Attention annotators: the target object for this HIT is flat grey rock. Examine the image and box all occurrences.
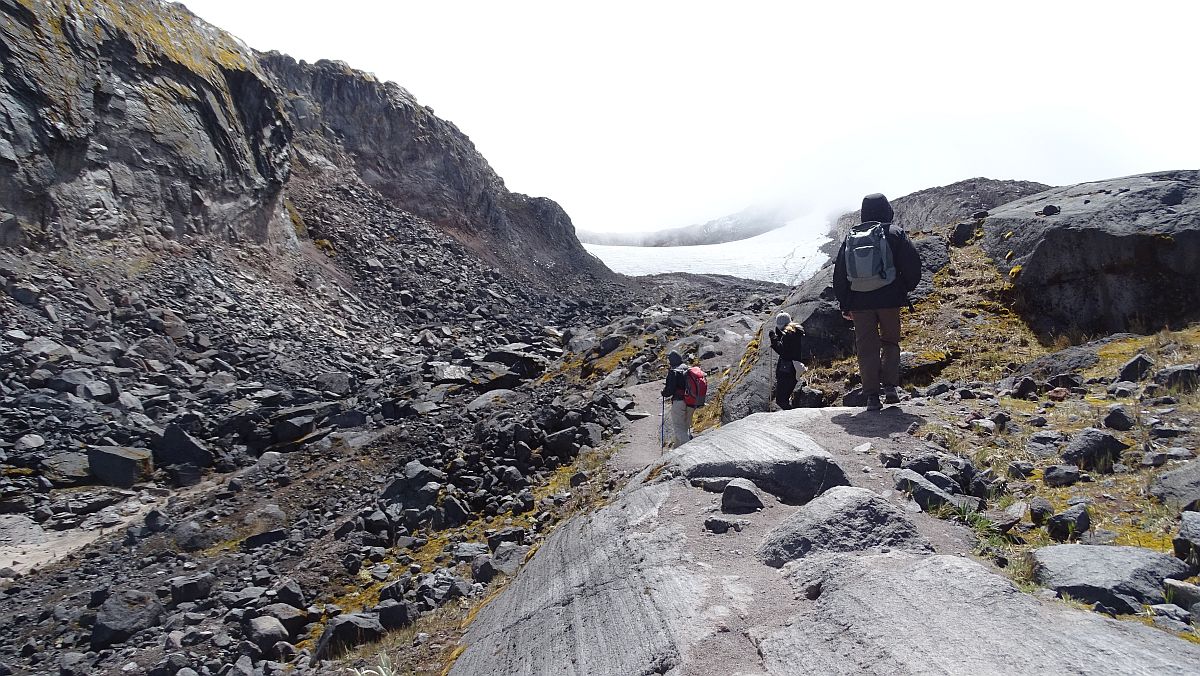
[758,486,930,567]
[656,411,848,503]
[1149,458,1200,512]
[1032,544,1191,614]
[757,552,1200,674]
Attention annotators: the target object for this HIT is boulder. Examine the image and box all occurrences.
[1118,353,1154,382]
[720,478,765,513]
[980,171,1200,336]
[758,486,931,567]
[1149,459,1200,512]
[893,469,982,513]
[88,446,153,488]
[382,461,448,503]
[40,452,92,487]
[376,599,417,630]
[1046,503,1091,542]
[167,573,215,605]
[1173,511,1200,571]
[155,424,214,468]
[246,615,289,653]
[655,412,849,503]
[1042,465,1081,488]
[91,590,164,649]
[1061,428,1128,473]
[312,613,385,662]
[1156,364,1199,393]
[1032,544,1190,614]
[1102,405,1135,432]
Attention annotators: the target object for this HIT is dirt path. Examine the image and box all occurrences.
[608,382,672,476]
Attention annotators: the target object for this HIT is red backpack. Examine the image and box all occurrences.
[683,366,707,407]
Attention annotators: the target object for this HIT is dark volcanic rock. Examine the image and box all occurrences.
[1061,428,1129,473]
[261,54,609,288]
[312,613,385,662]
[1032,544,1190,614]
[88,447,153,488]
[0,0,291,247]
[91,590,164,649]
[155,425,214,469]
[1149,459,1200,512]
[980,171,1200,336]
[1046,504,1092,542]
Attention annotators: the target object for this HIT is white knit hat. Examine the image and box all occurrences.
[775,312,791,328]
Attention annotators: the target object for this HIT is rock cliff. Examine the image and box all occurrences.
[979,170,1200,336]
[0,0,292,246]
[0,0,607,288]
[262,54,608,287]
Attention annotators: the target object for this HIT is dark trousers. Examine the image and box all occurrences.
[851,307,901,395]
[775,359,797,410]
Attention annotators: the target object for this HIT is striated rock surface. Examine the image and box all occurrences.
[758,552,1200,674]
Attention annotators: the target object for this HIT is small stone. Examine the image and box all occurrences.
[721,478,765,513]
[1047,504,1091,542]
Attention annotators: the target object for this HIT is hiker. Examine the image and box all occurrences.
[832,193,922,411]
[661,350,706,447]
[768,312,807,409]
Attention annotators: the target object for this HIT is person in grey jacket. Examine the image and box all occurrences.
[832,193,922,411]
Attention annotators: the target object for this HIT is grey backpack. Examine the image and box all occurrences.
[843,221,897,292]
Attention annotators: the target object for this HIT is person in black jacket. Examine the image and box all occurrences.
[768,312,808,409]
[832,193,922,411]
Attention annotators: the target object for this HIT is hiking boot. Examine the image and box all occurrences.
[884,386,901,404]
[866,394,883,411]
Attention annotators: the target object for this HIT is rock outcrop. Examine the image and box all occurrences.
[758,552,1200,673]
[0,0,292,247]
[980,171,1200,336]
[453,411,1200,675]
[261,54,609,288]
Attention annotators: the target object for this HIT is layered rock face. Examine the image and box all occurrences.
[980,170,1200,336]
[1,0,608,289]
[0,0,293,246]
[261,53,608,287]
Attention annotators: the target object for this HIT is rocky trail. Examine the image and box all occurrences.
[1,0,1199,674]
[452,406,1200,675]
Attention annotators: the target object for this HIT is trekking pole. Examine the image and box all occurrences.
[662,396,672,449]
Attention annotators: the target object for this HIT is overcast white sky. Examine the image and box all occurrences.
[182,0,1199,233]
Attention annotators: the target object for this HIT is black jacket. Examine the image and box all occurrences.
[769,326,804,361]
[832,222,922,311]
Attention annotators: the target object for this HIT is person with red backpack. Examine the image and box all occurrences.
[661,350,707,448]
